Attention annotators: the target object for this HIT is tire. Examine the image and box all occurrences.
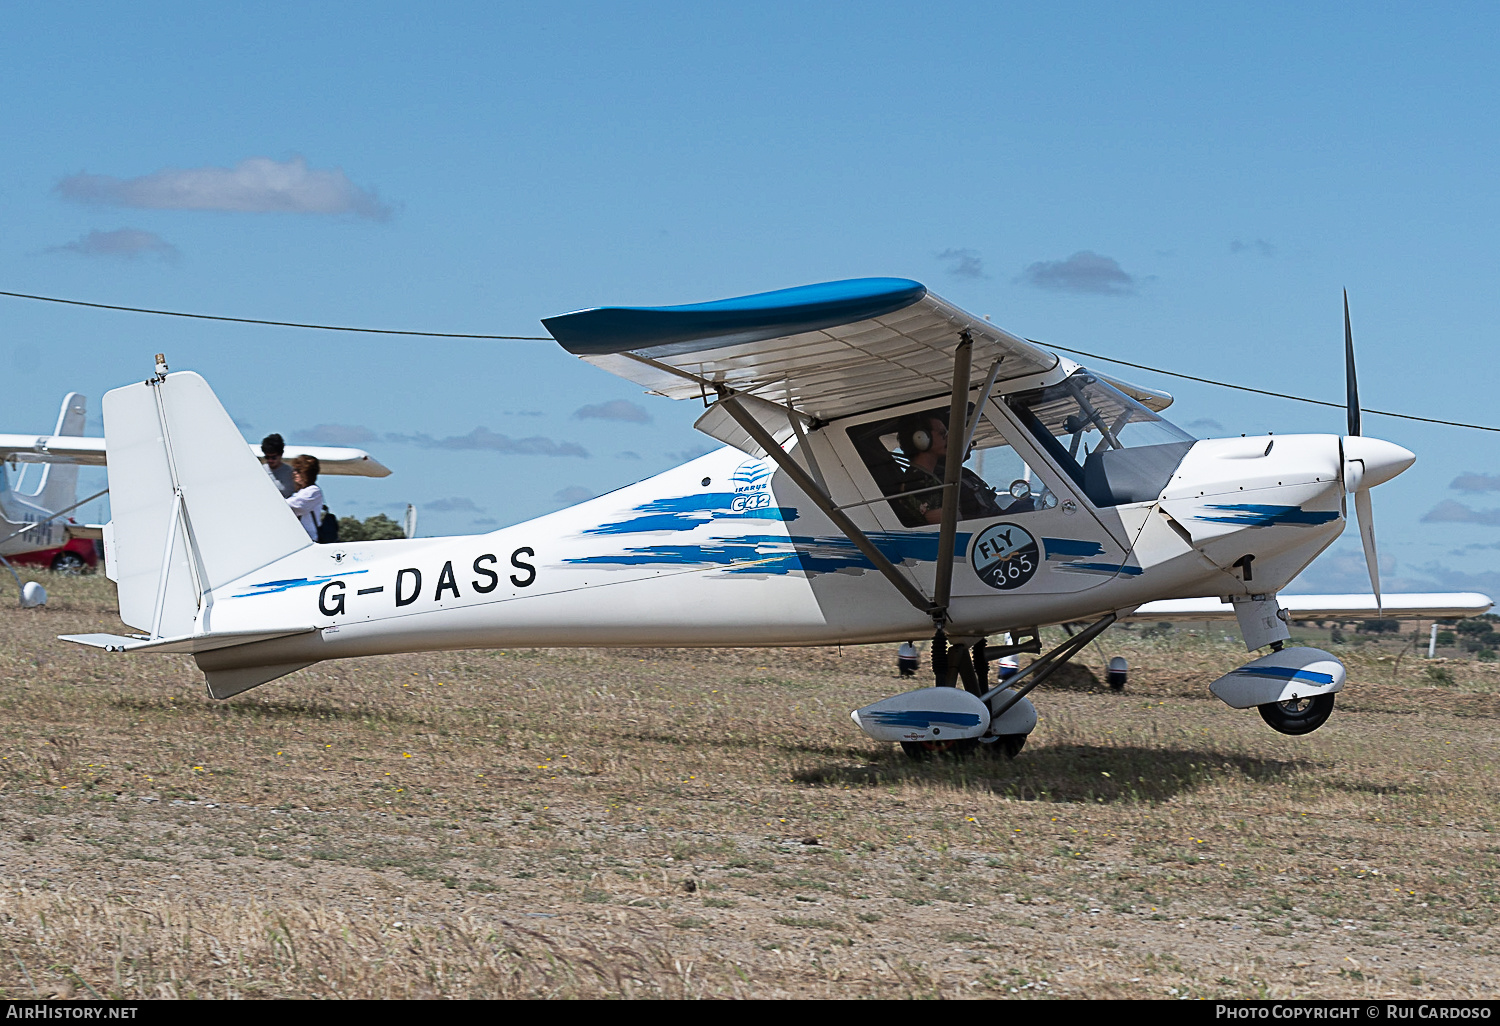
[900,738,978,761]
[993,734,1027,759]
[49,551,88,575]
[1258,693,1335,736]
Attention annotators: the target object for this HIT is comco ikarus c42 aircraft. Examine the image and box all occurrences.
[62,279,1491,758]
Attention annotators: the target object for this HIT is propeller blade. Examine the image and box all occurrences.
[1354,488,1381,614]
[1344,289,1361,437]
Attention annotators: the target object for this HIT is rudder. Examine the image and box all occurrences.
[28,392,87,512]
[103,370,312,636]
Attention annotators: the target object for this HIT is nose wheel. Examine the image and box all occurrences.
[1258,693,1335,735]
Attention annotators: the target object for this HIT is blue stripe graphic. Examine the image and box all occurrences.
[233,569,368,598]
[1194,504,1340,527]
[1230,665,1335,685]
[863,710,983,728]
[1042,538,1106,559]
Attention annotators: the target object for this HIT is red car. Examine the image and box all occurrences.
[7,537,101,574]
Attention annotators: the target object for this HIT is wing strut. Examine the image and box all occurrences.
[932,331,973,624]
[716,390,937,618]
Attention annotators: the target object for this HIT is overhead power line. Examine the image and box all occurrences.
[0,289,552,340]
[1039,341,1500,434]
[3,287,1497,433]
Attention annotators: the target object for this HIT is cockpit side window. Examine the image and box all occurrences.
[1006,371,1195,508]
[846,406,1053,528]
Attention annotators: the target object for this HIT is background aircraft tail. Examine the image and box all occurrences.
[103,369,311,637]
[24,392,87,512]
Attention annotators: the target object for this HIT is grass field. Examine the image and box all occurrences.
[1,573,1498,999]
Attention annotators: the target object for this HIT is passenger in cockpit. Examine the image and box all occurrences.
[893,411,1011,524]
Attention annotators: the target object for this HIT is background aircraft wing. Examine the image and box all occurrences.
[273,444,392,478]
[1126,593,1494,621]
[543,278,1171,453]
[0,435,390,478]
[0,433,108,465]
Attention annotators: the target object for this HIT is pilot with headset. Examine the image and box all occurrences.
[893,410,1025,526]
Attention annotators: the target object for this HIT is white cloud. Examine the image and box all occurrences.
[425,497,483,512]
[1230,238,1277,257]
[554,486,595,506]
[1422,500,1500,526]
[56,156,391,220]
[387,426,588,457]
[574,399,651,423]
[1451,473,1500,492]
[47,227,178,260]
[937,248,987,280]
[1018,251,1137,296]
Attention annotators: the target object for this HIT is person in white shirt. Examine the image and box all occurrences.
[286,454,324,540]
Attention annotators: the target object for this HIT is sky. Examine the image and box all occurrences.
[2,1,1499,597]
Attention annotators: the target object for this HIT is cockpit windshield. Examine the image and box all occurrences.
[1006,371,1195,508]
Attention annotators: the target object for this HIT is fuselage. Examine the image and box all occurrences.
[186,429,1367,675]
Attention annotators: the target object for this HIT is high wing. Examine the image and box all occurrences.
[0,435,392,478]
[543,278,1170,454]
[1128,594,1494,621]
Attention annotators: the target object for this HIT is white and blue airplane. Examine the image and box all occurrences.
[62,280,1490,758]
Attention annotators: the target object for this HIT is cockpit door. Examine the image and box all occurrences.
[824,399,1138,602]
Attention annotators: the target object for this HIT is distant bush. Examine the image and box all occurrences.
[337,513,406,542]
[1480,649,1498,663]
[1140,622,1174,639]
[1457,619,1495,636]
[1436,630,1456,646]
[1330,627,1346,644]
[1425,665,1457,686]
[1356,619,1401,634]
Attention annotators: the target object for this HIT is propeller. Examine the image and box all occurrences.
[1341,291,1381,613]
[1344,290,1360,438]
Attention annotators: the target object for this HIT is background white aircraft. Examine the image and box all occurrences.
[62,280,1491,758]
[0,391,393,573]
[0,392,95,571]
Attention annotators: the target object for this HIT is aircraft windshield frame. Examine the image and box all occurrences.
[1006,371,1195,507]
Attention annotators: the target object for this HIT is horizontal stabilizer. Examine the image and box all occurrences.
[60,627,317,654]
[1127,592,1493,622]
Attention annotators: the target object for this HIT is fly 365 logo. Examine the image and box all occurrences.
[971,522,1039,591]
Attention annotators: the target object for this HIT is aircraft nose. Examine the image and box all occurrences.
[1343,436,1416,491]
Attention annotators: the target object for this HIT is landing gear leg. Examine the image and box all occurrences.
[980,615,1117,751]
[949,644,981,697]
[931,627,952,687]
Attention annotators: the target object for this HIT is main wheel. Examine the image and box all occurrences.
[994,734,1027,759]
[50,551,88,575]
[1258,693,1335,736]
[978,734,1027,758]
[900,738,978,761]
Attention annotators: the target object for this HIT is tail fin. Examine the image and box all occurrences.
[27,392,87,512]
[103,371,311,636]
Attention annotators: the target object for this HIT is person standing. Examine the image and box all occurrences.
[261,433,297,498]
[286,455,324,541]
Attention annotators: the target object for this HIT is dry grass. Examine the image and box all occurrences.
[1,574,1498,998]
